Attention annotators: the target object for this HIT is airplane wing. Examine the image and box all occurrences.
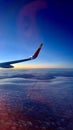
[0,43,43,68]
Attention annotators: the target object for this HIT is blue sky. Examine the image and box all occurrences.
[0,0,73,68]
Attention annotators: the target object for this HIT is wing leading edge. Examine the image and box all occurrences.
[0,43,43,68]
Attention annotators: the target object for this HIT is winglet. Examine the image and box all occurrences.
[31,43,43,59]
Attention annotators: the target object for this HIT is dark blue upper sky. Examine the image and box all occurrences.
[0,0,73,68]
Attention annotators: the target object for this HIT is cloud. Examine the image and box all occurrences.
[0,69,73,86]
[0,69,73,130]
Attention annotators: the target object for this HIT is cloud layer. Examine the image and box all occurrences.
[0,68,73,130]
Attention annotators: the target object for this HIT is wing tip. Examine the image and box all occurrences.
[31,43,43,59]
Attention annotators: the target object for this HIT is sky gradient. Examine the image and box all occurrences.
[0,0,73,68]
